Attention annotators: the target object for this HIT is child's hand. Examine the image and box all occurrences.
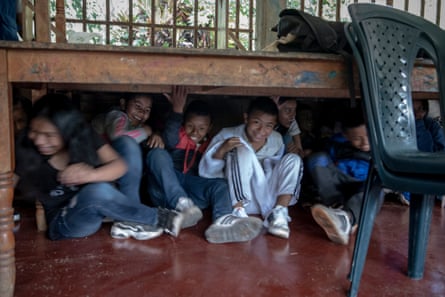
[163,85,188,113]
[270,95,280,105]
[213,137,243,159]
[145,133,165,149]
[58,163,95,186]
[286,143,305,157]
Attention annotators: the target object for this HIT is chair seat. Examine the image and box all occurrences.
[379,162,445,196]
[382,150,445,175]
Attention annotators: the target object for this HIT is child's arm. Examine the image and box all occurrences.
[162,86,188,149]
[105,110,150,143]
[287,134,304,157]
[57,144,127,186]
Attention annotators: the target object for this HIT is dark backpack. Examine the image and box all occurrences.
[271,9,351,54]
[271,9,355,99]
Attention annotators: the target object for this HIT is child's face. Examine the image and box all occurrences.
[184,114,212,144]
[13,105,28,134]
[244,110,277,146]
[278,99,297,128]
[413,100,426,120]
[343,124,370,152]
[125,96,152,126]
[28,117,64,156]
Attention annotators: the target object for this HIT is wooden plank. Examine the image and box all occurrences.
[4,43,438,98]
[34,0,50,42]
[4,44,356,97]
[0,49,16,297]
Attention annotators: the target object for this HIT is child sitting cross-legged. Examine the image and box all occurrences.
[145,86,263,244]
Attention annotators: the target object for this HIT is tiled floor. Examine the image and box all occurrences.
[12,200,445,297]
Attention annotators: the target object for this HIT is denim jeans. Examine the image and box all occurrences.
[111,136,143,203]
[146,148,232,221]
[48,182,158,240]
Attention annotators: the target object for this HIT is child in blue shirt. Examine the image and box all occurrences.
[306,108,372,245]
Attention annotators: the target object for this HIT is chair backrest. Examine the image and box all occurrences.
[346,3,445,194]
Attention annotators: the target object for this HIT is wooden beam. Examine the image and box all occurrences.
[34,0,50,42]
[0,49,16,297]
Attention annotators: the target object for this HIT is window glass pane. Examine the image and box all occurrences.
[133,0,152,23]
[197,1,216,27]
[155,1,173,25]
[132,26,152,46]
[111,0,130,22]
[176,1,194,26]
[197,29,214,48]
[154,28,172,47]
[110,25,129,45]
[65,0,83,20]
[86,0,106,21]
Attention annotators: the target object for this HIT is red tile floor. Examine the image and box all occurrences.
[12,200,445,297]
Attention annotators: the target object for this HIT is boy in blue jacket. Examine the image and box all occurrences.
[306,108,372,245]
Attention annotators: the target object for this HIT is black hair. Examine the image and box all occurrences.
[277,96,296,105]
[13,95,32,115]
[418,100,429,116]
[184,99,212,123]
[126,93,153,102]
[341,107,366,131]
[246,97,279,117]
[30,93,100,166]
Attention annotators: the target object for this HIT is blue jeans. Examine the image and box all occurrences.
[111,136,143,203]
[146,148,232,221]
[48,183,158,240]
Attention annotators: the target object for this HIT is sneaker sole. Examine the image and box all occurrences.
[110,225,163,241]
[311,205,349,245]
[205,217,263,244]
[267,226,290,239]
[181,206,203,229]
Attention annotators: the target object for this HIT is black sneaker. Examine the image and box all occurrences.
[311,204,352,245]
[157,207,184,237]
[110,221,163,240]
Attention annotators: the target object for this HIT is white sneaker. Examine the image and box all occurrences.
[176,197,203,229]
[205,214,263,244]
[311,204,352,245]
[232,206,248,218]
[110,221,163,240]
[267,206,291,239]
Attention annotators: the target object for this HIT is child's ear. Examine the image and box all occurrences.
[119,98,126,110]
[243,113,248,123]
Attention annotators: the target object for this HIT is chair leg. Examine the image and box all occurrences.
[407,194,434,279]
[348,167,383,297]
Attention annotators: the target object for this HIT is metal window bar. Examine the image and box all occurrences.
[43,0,445,47]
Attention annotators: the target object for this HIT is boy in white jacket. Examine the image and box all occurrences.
[199,97,303,238]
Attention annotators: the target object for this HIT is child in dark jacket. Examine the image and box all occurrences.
[145,86,262,244]
[306,108,373,245]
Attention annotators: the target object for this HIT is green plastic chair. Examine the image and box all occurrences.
[345,3,445,297]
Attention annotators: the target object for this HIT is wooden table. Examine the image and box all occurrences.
[0,41,438,297]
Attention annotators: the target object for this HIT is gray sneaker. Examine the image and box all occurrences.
[311,204,352,245]
[157,207,184,237]
[205,214,263,244]
[176,197,203,229]
[110,221,163,240]
[267,206,291,239]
